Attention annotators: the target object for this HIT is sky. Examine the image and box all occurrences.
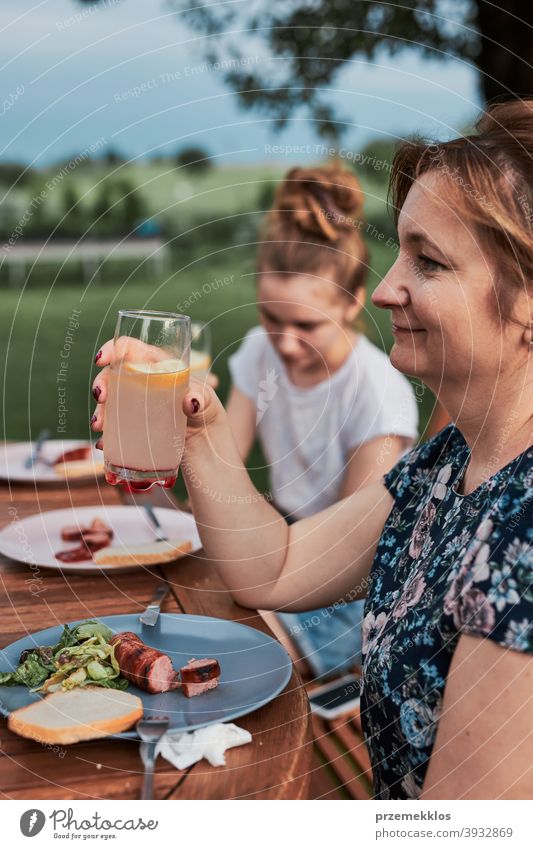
[1,0,482,167]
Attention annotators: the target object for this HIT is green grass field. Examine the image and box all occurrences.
[1,162,436,492]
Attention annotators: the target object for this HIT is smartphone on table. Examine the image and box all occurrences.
[308,674,362,719]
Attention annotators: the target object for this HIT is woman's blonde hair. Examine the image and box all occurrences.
[390,99,533,326]
[258,164,368,296]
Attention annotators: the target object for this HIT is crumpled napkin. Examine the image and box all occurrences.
[154,723,252,770]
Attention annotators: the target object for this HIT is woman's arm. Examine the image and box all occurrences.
[421,634,533,799]
[181,387,393,611]
[339,435,407,498]
[92,349,393,613]
[225,386,257,462]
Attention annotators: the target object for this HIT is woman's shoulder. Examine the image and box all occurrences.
[446,459,533,653]
[384,424,463,499]
[401,422,460,467]
[488,443,533,530]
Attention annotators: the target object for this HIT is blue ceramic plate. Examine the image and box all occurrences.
[0,614,293,737]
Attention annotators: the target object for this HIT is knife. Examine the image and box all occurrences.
[24,428,51,469]
[140,583,171,626]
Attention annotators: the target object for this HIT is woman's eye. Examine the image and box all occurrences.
[416,254,446,272]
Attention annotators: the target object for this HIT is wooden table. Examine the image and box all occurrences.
[0,475,312,799]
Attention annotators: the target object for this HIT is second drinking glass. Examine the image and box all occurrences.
[190,321,212,381]
[104,310,191,491]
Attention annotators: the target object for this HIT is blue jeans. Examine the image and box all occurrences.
[279,600,364,679]
[277,511,364,679]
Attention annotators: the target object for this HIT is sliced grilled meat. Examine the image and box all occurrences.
[180,658,220,697]
[54,446,91,464]
[110,632,180,693]
[80,531,112,551]
[61,525,91,542]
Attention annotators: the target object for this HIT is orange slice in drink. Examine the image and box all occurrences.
[123,358,190,388]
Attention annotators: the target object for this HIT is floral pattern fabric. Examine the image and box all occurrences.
[361,424,533,799]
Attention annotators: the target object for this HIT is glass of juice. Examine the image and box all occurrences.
[190,321,212,382]
[104,310,190,491]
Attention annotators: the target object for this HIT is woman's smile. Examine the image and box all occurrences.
[391,322,426,336]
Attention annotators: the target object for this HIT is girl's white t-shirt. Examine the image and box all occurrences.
[228,326,419,519]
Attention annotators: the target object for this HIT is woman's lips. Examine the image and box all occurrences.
[391,323,425,335]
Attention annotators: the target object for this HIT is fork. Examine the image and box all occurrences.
[143,502,168,542]
[136,715,169,800]
[24,428,50,469]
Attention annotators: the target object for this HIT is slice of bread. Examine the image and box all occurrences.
[54,459,104,478]
[93,539,192,567]
[8,687,143,745]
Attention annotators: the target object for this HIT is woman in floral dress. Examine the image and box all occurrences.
[92,100,533,798]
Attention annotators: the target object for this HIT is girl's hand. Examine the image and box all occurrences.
[91,342,225,449]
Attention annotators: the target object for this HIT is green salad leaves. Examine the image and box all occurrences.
[0,620,128,692]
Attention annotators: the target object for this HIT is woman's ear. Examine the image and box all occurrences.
[345,288,366,323]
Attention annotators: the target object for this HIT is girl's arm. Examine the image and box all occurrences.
[225,386,257,462]
[339,435,407,497]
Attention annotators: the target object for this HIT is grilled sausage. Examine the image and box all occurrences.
[110,632,180,693]
[180,658,220,697]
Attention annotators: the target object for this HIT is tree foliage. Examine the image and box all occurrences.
[170,0,532,137]
[77,1,533,137]
[175,145,212,171]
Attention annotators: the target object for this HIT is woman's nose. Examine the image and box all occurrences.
[372,265,410,310]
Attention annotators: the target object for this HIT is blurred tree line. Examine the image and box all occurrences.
[0,146,213,241]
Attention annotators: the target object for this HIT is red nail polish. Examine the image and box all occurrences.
[191,398,200,414]
[93,386,101,401]
[95,439,103,450]
[94,350,102,364]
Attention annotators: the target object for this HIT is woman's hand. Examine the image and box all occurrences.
[90,342,113,447]
[182,380,225,440]
[90,341,225,449]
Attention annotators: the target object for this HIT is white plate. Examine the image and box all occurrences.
[0,505,202,573]
[0,440,103,484]
[0,614,293,735]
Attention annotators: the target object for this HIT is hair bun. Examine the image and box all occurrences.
[270,165,364,242]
